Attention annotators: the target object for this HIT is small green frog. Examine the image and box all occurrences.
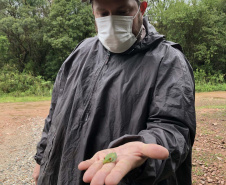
[103,152,117,164]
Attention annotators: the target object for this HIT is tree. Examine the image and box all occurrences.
[148,0,226,76]
[43,0,95,80]
[0,35,9,68]
[0,0,95,81]
[0,0,51,75]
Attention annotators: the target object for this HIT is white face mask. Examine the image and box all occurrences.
[95,7,142,53]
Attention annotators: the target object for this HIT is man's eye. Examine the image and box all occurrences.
[117,10,129,15]
[100,12,109,17]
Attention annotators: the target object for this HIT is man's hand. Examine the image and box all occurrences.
[78,142,169,185]
[33,164,40,185]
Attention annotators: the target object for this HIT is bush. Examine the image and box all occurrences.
[194,69,226,92]
[194,69,225,84]
[0,65,53,96]
[195,83,226,92]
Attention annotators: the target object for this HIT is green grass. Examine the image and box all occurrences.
[215,135,223,140]
[196,105,226,109]
[195,83,226,92]
[193,168,205,176]
[0,95,51,103]
[0,82,225,103]
[199,126,214,135]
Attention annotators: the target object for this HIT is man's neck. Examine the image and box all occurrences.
[137,25,146,42]
[140,25,146,40]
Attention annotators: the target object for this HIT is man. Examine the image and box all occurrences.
[33,0,196,184]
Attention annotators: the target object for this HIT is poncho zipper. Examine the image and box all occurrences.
[41,52,110,174]
[83,51,111,123]
[42,52,111,174]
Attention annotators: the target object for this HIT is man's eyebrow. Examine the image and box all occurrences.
[117,4,133,11]
[95,4,133,12]
[96,7,107,12]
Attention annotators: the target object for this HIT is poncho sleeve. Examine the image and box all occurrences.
[108,44,196,184]
[34,68,63,165]
[34,40,85,165]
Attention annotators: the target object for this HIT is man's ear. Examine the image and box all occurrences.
[140,1,148,15]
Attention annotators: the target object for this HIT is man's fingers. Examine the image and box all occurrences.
[91,163,115,185]
[78,159,95,171]
[82,161,103,183]
[78,143,168,185]
[33,164,40,185]
[141,143,169,160]
[105,159,133,185]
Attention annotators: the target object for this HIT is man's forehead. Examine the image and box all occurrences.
[82,0,135,4]
[82,0,139,12]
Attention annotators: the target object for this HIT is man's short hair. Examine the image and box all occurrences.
[135,0,141,5]
[82,0,141,5]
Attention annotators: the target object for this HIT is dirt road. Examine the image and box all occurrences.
[0,102,50,184]
[0,92,225,184]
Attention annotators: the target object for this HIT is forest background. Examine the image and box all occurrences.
[0,0,225,99]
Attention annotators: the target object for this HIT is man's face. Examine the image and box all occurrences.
[92,0,143,38]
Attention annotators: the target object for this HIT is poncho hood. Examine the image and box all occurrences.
[127,16,165,54]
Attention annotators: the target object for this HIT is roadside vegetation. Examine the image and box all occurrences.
[0,0,225,102]
[0,65,52,103]
[194,69,226,92]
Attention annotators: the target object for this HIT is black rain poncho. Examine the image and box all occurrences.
[35,17,196,185]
